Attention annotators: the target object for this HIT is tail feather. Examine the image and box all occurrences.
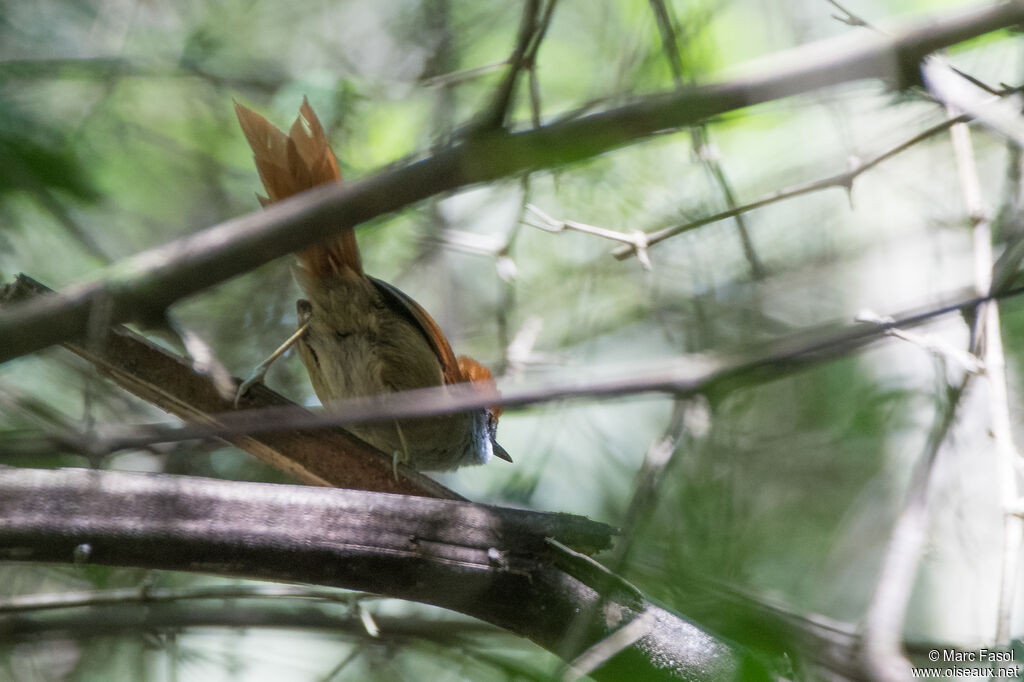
[235,97,361,277]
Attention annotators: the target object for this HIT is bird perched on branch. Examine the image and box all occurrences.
[234,98,511,471]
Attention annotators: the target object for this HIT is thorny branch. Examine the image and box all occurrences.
[611,107,985,260]
[524,203,652,268]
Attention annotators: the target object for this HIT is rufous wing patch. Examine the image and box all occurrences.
[457,355,502,419]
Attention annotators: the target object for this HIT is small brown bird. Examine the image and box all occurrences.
[235,98,510,471]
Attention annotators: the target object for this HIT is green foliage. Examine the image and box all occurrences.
[2,0,1023,679]
[0,97,96,202]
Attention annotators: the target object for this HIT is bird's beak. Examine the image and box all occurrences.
[492,441,513,463]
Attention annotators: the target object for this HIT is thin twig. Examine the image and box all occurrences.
[525,203,651,268]
[828,0,882,33]
[475,0,542,130]
[421,60,509,88]
[495,177,532,373]
[557,400,693,679]
[613,109,978,260]
[522,0,558,129]
[614,1,1023,263]
[648,0,686,86]
[836,0,1024,151]
[648,0,765,277]
[854,311,983,374]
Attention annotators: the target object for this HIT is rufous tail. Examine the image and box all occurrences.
[234,97,361,277]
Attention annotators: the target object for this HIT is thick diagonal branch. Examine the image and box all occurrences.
[0,466,751,682]
[1,275,461,500]
[1,2,1021,364]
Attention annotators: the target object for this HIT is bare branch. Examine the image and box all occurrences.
[612,108,979,260]
[943,101,1024,645]
[524,204,652,268]
[924,59,1024,146]
[2,1,1021,364]
[854,310,983,373]
[0,466,752,681]
[860,83,1022,681]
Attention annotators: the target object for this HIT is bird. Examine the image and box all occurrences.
[234,97,511,471]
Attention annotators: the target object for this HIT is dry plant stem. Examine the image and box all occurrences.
[563,609,658,682]
[233,320,312,406]
[948,112,1023,644]
[0,466,746,682]
[981,216,1022,650]
[1,275,462,500]
[855,311,983,373]
[842,0,1022,644]
[860,106,1020,681]
[861,380,965,682]
[923,59,1024,148]
[2,2,1022,364]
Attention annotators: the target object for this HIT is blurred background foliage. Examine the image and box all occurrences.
[1,0,1023,679]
